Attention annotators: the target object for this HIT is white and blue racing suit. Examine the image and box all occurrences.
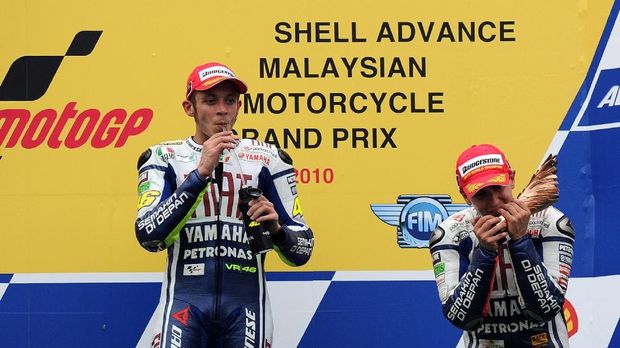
[135,137,314,348]
[429,206,574,348]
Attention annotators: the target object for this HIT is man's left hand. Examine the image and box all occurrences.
[498,199,531,240]
[247,196,282,236]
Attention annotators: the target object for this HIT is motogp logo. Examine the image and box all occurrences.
[371,194,468,248]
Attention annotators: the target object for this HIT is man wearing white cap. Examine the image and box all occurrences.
[135,62,314,347]
[429,144,574,347]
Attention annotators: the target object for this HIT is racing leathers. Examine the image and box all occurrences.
[429,206,574,348]
[135,137,314,348]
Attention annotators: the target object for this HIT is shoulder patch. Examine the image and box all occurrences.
[156,146,176,163]
[278,149,293,165]
[137,149,152,170]
[429,227,446,249]
[556,215,575,238]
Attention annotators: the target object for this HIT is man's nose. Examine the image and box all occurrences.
[215,100,228,113]
[489,190,503,207]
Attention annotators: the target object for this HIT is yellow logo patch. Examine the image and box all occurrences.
[137,190,161,210]
[530,332,548,347]
[292,196,303,217]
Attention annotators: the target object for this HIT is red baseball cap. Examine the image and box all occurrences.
[185,62,248,100]
[456,144,512,198]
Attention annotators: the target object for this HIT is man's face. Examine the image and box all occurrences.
[184,81,241,140]
[468,183,514,216]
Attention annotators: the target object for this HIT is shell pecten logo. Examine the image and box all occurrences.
[563,299,579,337]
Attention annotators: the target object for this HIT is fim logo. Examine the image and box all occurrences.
[371,194,468,248]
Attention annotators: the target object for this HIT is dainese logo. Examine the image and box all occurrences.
[0,31,153,150]
[371,194,468,248]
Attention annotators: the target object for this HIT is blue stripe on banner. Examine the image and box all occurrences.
[299,280,462,347]
[0,274,13,283]
[266,271,335,281]
[0,282,159,348]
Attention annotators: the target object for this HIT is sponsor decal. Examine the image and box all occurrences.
[528,229,541,238]
[447,268,484,321]
[559,254,572,264]
[199,66,235,81]
[458,154,503,176]
[183,263,204,276]
[433,262,445,276]
[290,237,313,256]
[371,194,468,248]
[563,299,579,337]
[225,263,257,273]
[137,192,189,233]
[477,339,504,348]
[530,332,548,347]
[156,146,175,162]
[558,243,573,256]
[184,138,201,152]
[171,307,190,327]
[435,273,445,286]
[176,153,196,162]
[242,144,278,158]
[150,333,161,348]
[138,182,151,194]
[139,171,149,184]
[237,152,272,166]
[171,324,182,348]
[286,174,296,185]
[520,259,561,314]
[137,190,161,210]
[292,196,303,217]
[183,246,254,260]
[245,308,256,348]
[432,251,441,264]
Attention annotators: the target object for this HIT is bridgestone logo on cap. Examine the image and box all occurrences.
[459,154,503,176]
[199,67,235,81]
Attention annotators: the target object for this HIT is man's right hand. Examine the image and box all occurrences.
[473,215,508,252]
[196,131,239,178]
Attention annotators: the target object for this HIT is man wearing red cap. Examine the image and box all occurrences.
[135,62,314,347]
[429,144,574,347]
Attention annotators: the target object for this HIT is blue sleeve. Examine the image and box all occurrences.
[135,169,210,252]
[440,245,497,330]
[508,234,569,321]
[258,165,314,267]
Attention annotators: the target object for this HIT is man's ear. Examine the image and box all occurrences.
[459,188,471,205]
[182,100,194,117]
[509,169,516,189]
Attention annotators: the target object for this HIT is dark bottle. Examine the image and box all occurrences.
[238,186,274,255]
